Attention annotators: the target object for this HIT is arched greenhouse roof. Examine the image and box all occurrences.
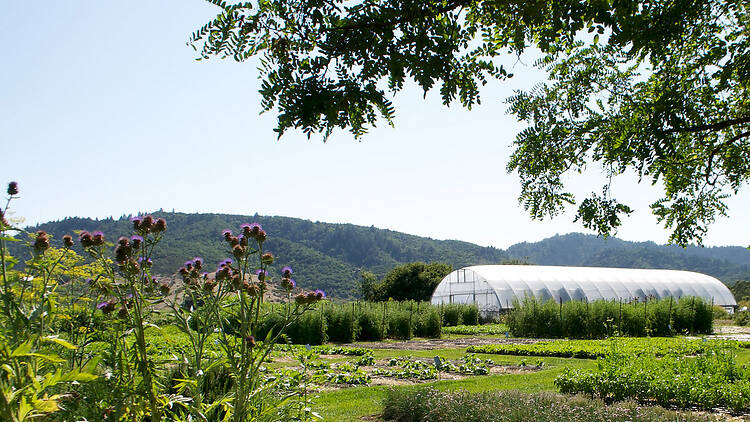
[430,265,736,311]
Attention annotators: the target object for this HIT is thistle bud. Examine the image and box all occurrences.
[79,231,94,248]
[154,218,167,233]
[130,235,143,249]
[203,279,216,292]
[92,231,105,246]
[7,181,19,196]
[62,234,74,248]
[141,215,154,230]
[114,244,132,263]
[281,277,296,291]
[245,335,256,348]
[261,252,274,265]
[193,257,203,270]
[131,216,142,232]
[159,283,171,295]
[34,231,50,253]
[97,299,117,314]
[232,244,245,259]
[222,230,232,241]
[294,293,308,305]
[255,269,266,281]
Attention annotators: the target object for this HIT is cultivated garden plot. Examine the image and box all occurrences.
[262,345,542,391]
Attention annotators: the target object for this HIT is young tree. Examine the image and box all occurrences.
[192,0,749,245]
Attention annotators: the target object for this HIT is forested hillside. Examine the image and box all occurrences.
[14,214,750,298]
[18,212,506,298]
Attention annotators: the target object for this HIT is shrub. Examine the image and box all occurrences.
[414,306,441,338]
[357,305,385,341]
[673,297,712,334]
[460,304,479,326]
[388,309,413,340]
[324,305,359,343]
[286,310,327,345]
[712,305,730,321]
[441,304,463,326]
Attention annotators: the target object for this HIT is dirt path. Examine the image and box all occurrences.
[346,336,547,350]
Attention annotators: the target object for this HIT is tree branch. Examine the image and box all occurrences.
[666,115,750,134]
[704,129,750,185]
[322,0,472,33]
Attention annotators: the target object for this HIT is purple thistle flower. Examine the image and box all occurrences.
[255,269,267,281]
[131,235,143,242]
[184,260,194,267]
[281,266,293,277]
[221,258,233,266]
[96,301,108,310]
[315,289,326,298]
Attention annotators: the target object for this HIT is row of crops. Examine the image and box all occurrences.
[467,337,738,359]
[248,301,481,344]
[468,337,750,412]
[556,341,750,412]
[507,296,713,338]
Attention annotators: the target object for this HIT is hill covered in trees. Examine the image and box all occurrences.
[15,213,750,298]
[19,212,505,298]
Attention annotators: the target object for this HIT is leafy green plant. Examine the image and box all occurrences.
[555,342,750,411]
[0,183,98,421]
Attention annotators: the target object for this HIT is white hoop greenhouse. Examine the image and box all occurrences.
[430,265,737,313]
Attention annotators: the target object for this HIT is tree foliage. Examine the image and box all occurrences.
[364,262,452,301]
[192,0,750,245]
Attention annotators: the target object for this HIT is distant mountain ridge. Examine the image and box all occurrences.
[506,233,750,284]
[19,213,750,298]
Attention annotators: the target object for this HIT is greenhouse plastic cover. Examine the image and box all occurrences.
[430,265,737,310]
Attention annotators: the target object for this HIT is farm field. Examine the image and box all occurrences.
[240,336,750,421]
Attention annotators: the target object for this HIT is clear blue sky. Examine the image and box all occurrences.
[2,1,748,248]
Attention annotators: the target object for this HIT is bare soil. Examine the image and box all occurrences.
[347,336,546,350]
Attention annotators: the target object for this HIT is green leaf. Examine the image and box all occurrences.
[41,336,77,350]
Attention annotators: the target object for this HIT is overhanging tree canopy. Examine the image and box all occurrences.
[192,0,749,246]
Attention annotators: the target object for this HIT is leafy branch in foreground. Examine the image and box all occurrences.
[193,0,749,245]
